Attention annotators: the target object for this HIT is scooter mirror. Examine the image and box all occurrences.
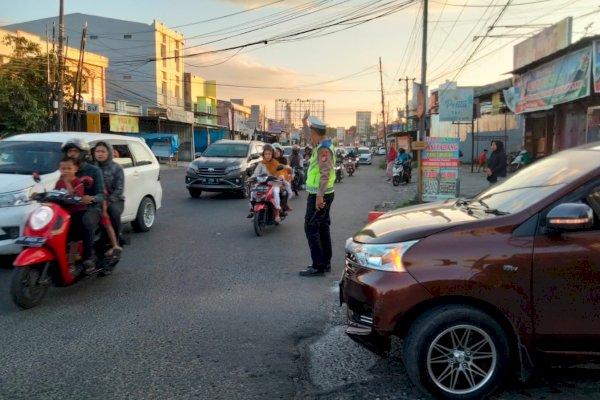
[32,172,41,183]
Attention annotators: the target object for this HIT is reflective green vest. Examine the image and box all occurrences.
[306,141,336,194]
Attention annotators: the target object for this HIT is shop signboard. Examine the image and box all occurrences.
[594,41,600,93]
[109,114,139,133]
[422,137,460,202]
[509,46,592,114]
[439,88,474,122]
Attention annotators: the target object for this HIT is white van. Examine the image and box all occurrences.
[0,132,163,255]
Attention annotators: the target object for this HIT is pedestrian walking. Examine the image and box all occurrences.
[299,110,336,277]
[485,140,507,185]
[386,146,397,181]
[477,149,488,172]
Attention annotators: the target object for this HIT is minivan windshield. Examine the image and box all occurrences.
[472,154,588,214]
[202,143,249,158]
[358,148,370,154]
[0,141,62,175]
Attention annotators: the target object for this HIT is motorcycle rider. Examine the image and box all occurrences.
[272,143,294,210]
[62,139,106,273]
[247,144,287,222]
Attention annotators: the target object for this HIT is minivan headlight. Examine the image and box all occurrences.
[225,165,241,174]
[346,238,420,272]
[187,163,199,174]
[0,188,33,208]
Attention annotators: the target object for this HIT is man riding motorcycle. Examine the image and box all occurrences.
[62,139,106,273]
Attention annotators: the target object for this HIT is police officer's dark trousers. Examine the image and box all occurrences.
[304,193,334,270]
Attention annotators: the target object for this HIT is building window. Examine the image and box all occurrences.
[162,71,167,81]
[162,33,166,43]
[207,104,213,116]
[162,81,167,95]
[161,44,167,68]
[175,85,180,100]
[124,34,132,39]
[175,50,180,72]
[90,35,98,40]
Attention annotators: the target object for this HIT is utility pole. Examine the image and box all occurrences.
[379,57,387,154]
[419,0,428,141]
[72,22,87,131]
[57,0,65,131]
[399,76,415,133]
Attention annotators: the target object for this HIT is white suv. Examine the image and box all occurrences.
[0,132,163,255]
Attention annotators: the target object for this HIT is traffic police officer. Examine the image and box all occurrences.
[299,111,336,276]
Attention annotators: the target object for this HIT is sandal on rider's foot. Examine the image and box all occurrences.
[246,212,254,218]
[106,246,123,258]
[286,204,293,212]
[274,216,281,224]
[83,260,97,274]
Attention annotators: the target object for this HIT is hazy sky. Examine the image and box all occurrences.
[1,0,598,127]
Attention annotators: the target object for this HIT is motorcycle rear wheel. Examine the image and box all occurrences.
[11,263,49,309]
[253,210,266,236]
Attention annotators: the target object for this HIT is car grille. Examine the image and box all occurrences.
[198,167,226,177]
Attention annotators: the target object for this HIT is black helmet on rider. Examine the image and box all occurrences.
[62,139,90,161]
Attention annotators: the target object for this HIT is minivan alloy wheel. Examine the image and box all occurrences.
[427,325,496,394]
[402,305,509,400]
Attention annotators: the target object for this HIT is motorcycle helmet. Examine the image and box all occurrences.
[61,138,90,161]
[292,144,300,154]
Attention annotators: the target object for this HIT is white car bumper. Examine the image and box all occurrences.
[0,203,38,255]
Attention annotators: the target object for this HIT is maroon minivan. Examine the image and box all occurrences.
[340,142,600,399]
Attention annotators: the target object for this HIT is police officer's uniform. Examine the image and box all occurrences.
[300,116,336,276]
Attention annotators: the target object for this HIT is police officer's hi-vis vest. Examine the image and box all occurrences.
[306,140,336,195]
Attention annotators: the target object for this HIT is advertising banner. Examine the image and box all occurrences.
[510,46,592,114]
[594,41,600,93]
[109,115,139,133]
[513,17,572,70]
[422,137,460,202]
[439,88,474,122]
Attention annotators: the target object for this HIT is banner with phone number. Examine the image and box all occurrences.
[422,137,460,202]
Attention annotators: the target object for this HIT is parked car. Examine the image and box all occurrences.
[357,147,372,164]
[377,146,386,155]
[0,132,163,255]
[341,141,600,399]
[185,140,264,198]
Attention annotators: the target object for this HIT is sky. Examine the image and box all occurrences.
[1,0,599,127]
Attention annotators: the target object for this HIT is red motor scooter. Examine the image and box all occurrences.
[249,173,288,236]
[11,175,118,309]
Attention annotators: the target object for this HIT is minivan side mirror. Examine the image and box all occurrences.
[194,152,203,158]
[546,203,594,232]
[250,153,260,160]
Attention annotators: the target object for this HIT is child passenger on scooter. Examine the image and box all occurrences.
[54,157,86,265]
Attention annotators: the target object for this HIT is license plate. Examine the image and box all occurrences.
[15,237,46,247]
[204,178,219,184]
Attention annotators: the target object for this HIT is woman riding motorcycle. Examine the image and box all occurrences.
[247,144,287,222]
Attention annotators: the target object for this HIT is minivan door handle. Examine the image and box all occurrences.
[132,170,141,177]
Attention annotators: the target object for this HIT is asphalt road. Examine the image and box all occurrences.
[1,159,599,400]
[0,160,390,399]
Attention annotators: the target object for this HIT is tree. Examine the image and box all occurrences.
[0,34,80,136]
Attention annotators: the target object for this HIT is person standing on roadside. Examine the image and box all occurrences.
[386,146,397,181]
[299,110,336,277]
[485,140,507,185]
[477,149,488,173]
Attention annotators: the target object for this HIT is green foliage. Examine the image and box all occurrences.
[379,158,387,169]
[0,34,82,135]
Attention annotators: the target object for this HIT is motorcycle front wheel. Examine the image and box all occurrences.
[253,209,266,236]
[393,175,401,186]
[11,262,49,309]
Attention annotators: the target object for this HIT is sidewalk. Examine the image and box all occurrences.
[374,164,491,212]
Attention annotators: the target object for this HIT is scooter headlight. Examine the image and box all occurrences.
[29,206,54,231]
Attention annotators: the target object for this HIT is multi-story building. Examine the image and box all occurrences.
[4,14,185,114]
[217,99,251,137]
[184,73,217,126]
[249,105,264,131]
[0,27,108,108]
[356,111,371,142]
